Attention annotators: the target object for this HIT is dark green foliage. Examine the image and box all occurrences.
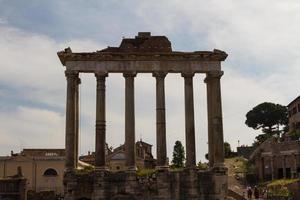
[252,133,273,146]
[245,102,288,135]
[197,161,208,170]
[205,153,209,160]
[171,140,185,168]
[288,130,300,141]
[206,142,237,160]
[224,142,232,158]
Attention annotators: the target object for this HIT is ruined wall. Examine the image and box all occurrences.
[64,168,228,200]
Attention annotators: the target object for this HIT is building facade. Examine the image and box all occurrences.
[0,149,65,195]
[288,96,300,132]
[80,141,155,171]
[250,139,300,181]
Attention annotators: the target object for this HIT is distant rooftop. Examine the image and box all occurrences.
[287,95,300,107]
[20,149,65,157]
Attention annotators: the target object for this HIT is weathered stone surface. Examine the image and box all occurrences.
[60,33,228,199]
[64,169,228,200]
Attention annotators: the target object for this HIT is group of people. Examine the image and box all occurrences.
[246,186,260,199]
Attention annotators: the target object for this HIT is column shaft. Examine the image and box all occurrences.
[65,71,78,171]
[95,73,108,169]
[207,71,225,168]
[282,155,286,178]
[74,77,80,168]
[271,156,275,180]
[261,157,265,180]
[294,154,298,178]
[182,73,196,168]
[205,77,214,168]
[124,73,137,170]
[153,72,168,168]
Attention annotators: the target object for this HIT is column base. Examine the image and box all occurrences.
[127,166,137,172]
[213,162,225,168]
[184,165,198,171]
[64,167,75,173]
[212,164,227,174]
[156,165,169,171]
[95,166,109,171]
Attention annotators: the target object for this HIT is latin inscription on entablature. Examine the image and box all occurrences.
[65,60,221,73]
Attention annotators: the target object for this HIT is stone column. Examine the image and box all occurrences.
[271,155,275,180]
[293,154,297,178]
[153,72,168,169]
[182,72,196,168]
[204,76,214,168]
[207,71,225,168]
[65,71,78,171]
[74,77,81,169]
[261,157,265,181]
[282,155,286,178]
[296,154,299,178]
[124,72,137,171]
[95,73,108,170]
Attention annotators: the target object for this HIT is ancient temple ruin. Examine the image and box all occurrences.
[58,32,228,200]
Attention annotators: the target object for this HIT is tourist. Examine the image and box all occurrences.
[254,186,259,199]
[247,186,253,199]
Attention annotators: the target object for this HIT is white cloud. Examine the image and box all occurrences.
[0,17,6,25]
[0,106,64,154]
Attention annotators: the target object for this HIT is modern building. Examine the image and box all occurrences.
[249,138,300,181]
[0,149,65,195]
[79,140,156,171]
[288,96,300,132]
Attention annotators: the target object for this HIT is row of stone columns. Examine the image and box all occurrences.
[260,154,299,180]
[64,70,225,171]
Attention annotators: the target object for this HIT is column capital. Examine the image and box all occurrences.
[65,70,79,79]
[95,72,108,81]
[153,71,167,78]
[207,71,224,78]
[204,71,223,83]
[123,72,137,78]
[95,72,108,78]
[76,77,81,85]
[181,72,195,78]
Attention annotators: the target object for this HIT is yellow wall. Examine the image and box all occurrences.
[0,158,64,194]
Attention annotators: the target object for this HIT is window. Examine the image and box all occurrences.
[293,107,297,114]
[43,168,58,176]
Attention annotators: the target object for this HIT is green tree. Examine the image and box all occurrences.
[253,133,273,146]
[206,142,235,160]
[224,142,232,158]
[171,141,185,168]
[197,161,208,170]
[245,102,288,136]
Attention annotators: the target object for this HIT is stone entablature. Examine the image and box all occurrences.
[58,50,226,73]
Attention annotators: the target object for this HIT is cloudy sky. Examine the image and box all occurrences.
[0,0,300,162]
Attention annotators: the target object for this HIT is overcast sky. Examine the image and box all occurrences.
[0,0,300,162]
